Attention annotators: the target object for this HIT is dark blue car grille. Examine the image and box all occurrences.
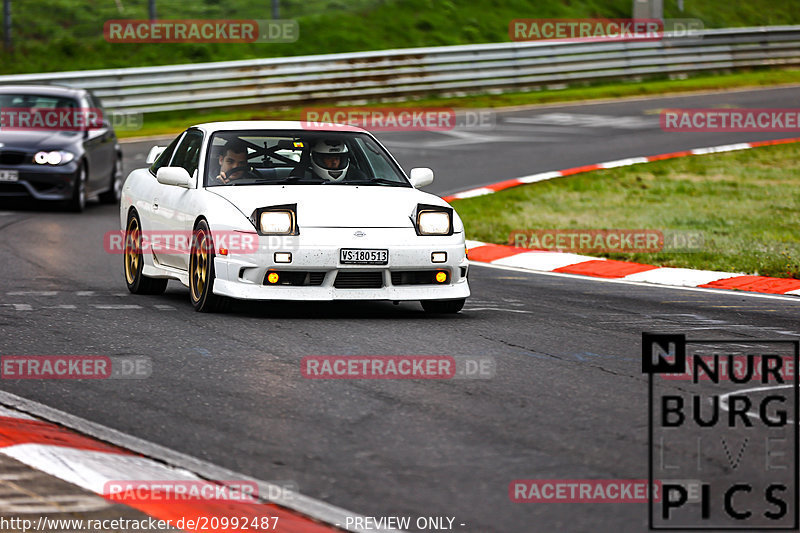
[0,151,27,165]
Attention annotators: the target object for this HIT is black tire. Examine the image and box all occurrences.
[190,219,229,313]
[124,211,168,295]
[421,298,466,314]
[99,156,123,204]
[65,163,87,212]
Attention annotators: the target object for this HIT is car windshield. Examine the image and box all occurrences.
[0,93,78,110]
[204,130,410,187]
[0,93,83,132]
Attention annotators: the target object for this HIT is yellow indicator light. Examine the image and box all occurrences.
[435,271,448,283]
[267,272,280,284]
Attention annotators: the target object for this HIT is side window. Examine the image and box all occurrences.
[149,134,182,176]
[170,130,204,177]
[359,137,398,180]
[87,93,105,120]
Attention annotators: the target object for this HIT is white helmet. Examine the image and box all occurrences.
[311,139,349,182]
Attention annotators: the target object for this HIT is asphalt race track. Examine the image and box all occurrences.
[1,86,799,532]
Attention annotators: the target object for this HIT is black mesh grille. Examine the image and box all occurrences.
[391,270,447,285]
[0,151,27,165]
[0,183,28,195]
[334,271,383,289]
[264,271,326,286]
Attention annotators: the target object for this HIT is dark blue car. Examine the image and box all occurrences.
[0,84,122,211]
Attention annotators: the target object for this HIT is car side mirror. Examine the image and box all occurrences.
[156,167,193,188]
[409,167,434,188]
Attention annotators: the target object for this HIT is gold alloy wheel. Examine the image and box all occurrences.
[190,229,210,302]
[124,217,141,285]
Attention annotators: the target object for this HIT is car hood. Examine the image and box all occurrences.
[0,130,82,150]
[209,184,452,228]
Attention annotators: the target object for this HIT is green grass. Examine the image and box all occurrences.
[115,68,800,139]
[2,0,800,74]
[455,142,800,279]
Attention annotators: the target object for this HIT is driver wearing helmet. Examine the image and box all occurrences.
[311,139,350,182]
[307,139,366,182]
[214,139,248,184]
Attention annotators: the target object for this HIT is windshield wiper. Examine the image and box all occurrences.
[344,178,408,186]
[229,176,317,185]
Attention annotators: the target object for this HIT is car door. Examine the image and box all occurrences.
[82,93,115,194]
[151,129,204,270]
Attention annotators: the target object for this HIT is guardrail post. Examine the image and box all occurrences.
[3,0,10,52]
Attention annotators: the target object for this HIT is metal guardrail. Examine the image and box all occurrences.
[0,25,798,114]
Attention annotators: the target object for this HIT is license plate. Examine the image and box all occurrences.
[340,248,388,265]
[0,170,18,182]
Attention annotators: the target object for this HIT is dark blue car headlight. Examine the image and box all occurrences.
[34,150,75,166]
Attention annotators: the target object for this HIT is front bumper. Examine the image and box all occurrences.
[211,229,470,302]
[0,162,79,201]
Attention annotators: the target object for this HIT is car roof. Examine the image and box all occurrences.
[192,121,368,134]
[0,84,87,98]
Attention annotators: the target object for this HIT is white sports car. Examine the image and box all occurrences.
[120,121,470,313]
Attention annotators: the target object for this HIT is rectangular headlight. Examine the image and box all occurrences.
[260,211,294,234]
[418,211,451,235]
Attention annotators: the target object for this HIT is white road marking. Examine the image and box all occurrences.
[464,307,533,313]
[624,268,741,287]
[76,291,95,296]
[452,188,493,199]
[494,250,605,271]
[491,123,585,133]
[154,305,176,311]
[691,143,751,155]
[41,305,77,310]
[0,304,33,311]
[0,494,111,514]
[91,304,142,310]
[598,157,649,168]
[505,113,657,129]
[383,130,547,149]
[719,384,795,424]
[0,392,404,533]
[517,170,563,184]
[7,291,57,296]
[0,406,36,420]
